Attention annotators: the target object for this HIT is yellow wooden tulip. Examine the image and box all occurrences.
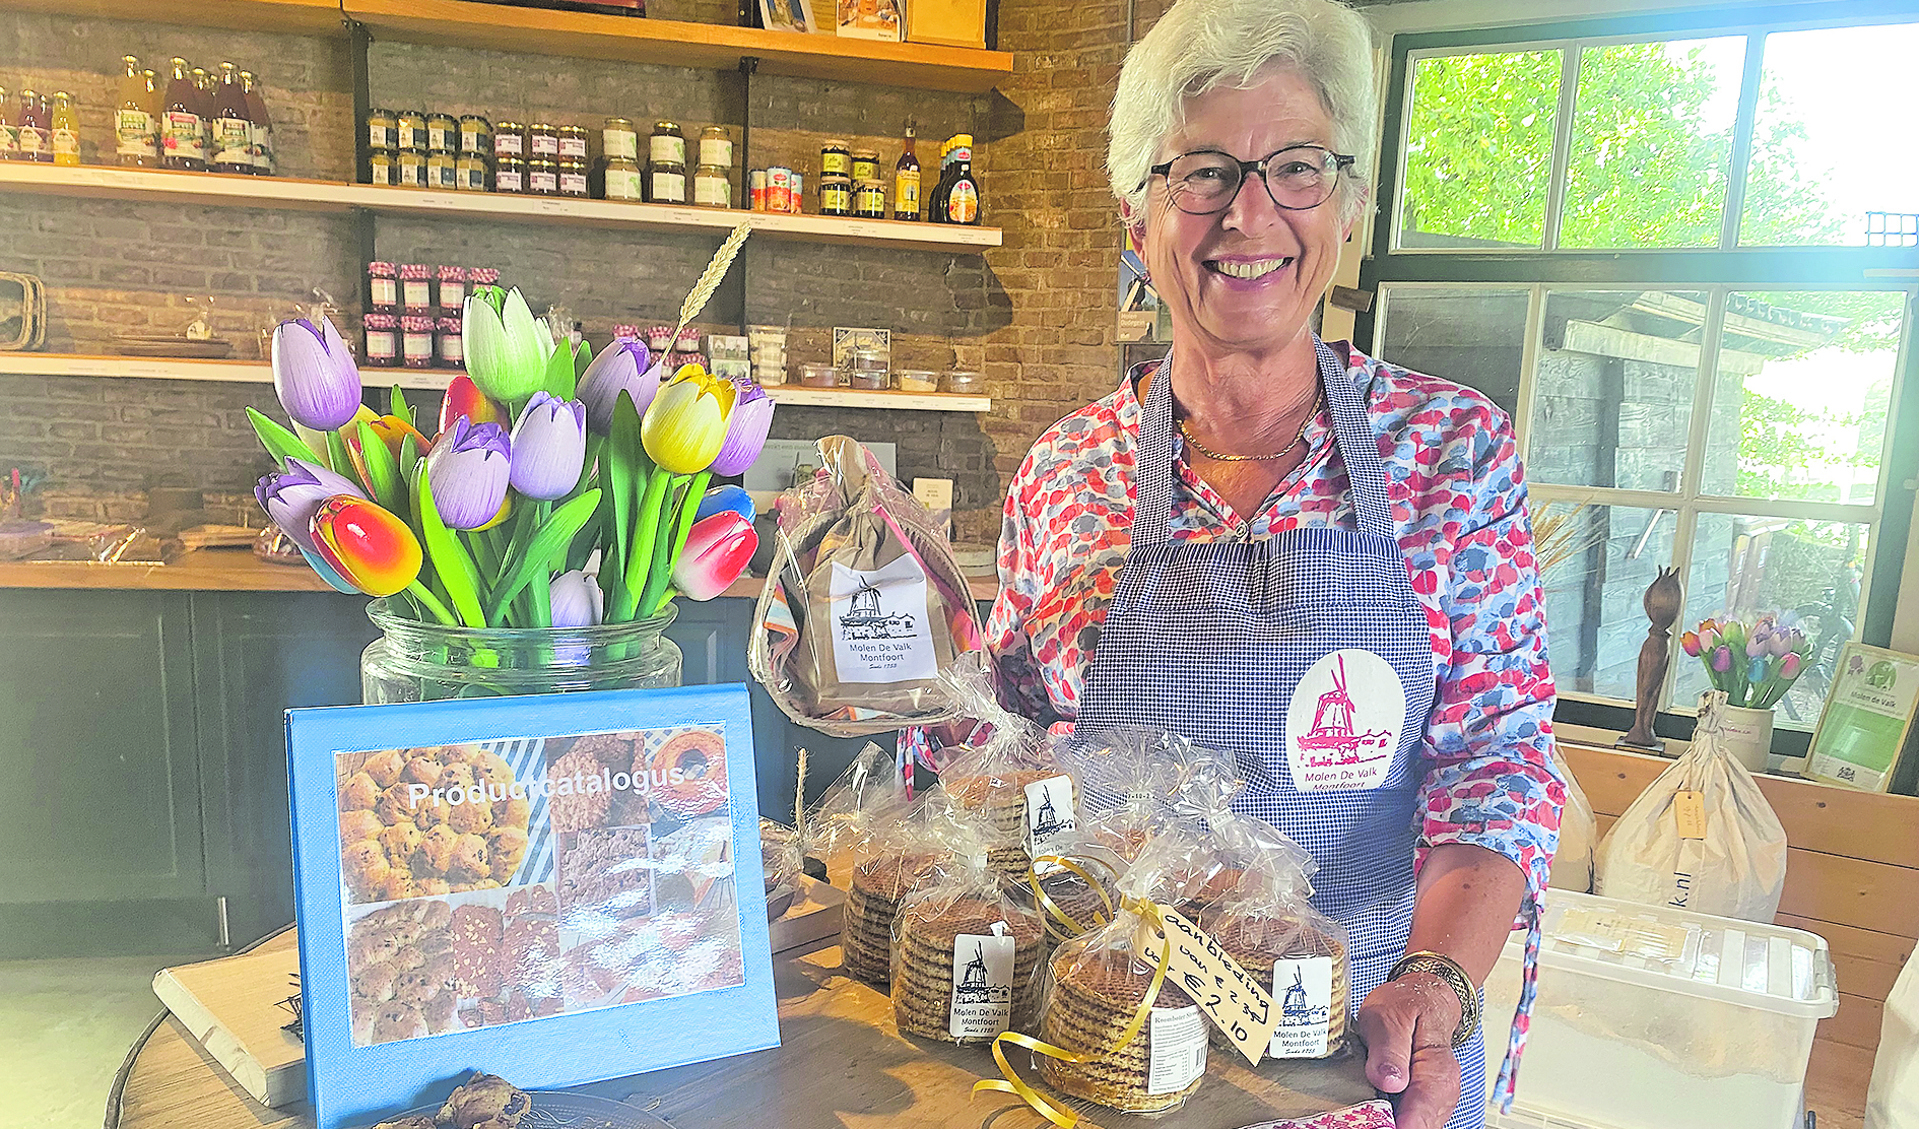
[640,365,736,474]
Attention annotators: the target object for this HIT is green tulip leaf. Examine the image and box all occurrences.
[542,338,578,400]
[485,489,602,623]
[246,407,322,466]
[574,338,595,380]
[614,471,672,623]
[642,469,711,618]
[356,421,404,515]
[325,429,355,481]
[415,471,487,628]
[389,385,413,430]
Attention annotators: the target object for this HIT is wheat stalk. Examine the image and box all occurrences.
[672,222,753,341]
[1533,499,1608,574]
[793,746,809,837]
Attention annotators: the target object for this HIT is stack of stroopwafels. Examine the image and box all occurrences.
[841,852,941,984]
[1206,915,1349,1056]
[1037,948,1206,1113]
[943,770,1055,879]
[891,892,1044,1042]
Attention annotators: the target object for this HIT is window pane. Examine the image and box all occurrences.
[1536,501,1677,701]
[1559,38,1745,249]
[1400,50,1562,249]
[1530,290,1707,490]
[1677,515,1870,728]
[1375,286,1530,418]
[1740,22,1919,246]
[1701,291,1905,504]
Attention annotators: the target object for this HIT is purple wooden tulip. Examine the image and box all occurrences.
[708,380,775,477]
[424,417,512,530]
[1711,644,1734,673]
[254,457,364,553]
[576,338,659,435]
[550,569,604,628]
[271,317,362,430]
[509,392,588,500]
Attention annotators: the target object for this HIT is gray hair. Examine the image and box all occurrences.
[1108,0,1377,221]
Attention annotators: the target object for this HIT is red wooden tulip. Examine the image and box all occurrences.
[309,494,423,597]
[671,512,756,601]
[437,373,508,439]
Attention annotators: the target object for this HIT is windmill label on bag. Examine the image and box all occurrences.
[1270,957,1334,1057]
[828,555,936,683]
[949,925,1015,1039]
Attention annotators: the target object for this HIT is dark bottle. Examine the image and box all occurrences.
[209,63,253,174]
[161,58,206,171]
[943,133,980,225]
[190,67,215,165]
[893,121,920,221]
[16,89,50,163]
[926,137,957,224]
[240,70,273,175]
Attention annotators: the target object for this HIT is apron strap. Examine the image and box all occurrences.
[1132,336,1396,547]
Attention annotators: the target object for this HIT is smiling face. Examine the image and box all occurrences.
[1136,68,1363,358]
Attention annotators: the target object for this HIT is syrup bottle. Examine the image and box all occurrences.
[0,86,17,162]
[943,134,980,225]
[17,89,50,163]
[115,55,159,167]
[209,62,252,174]
[50,91,79,166]
[190,67,214,164]
[162,59,206,171]
[240,70,273,176]
[893,121,920,221]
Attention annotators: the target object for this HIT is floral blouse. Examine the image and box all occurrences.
[970,341,1565,910]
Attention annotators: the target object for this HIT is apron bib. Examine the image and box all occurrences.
[1076,337,1486,1129]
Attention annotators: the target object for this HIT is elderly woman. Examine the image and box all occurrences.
[975,1,1564,1126]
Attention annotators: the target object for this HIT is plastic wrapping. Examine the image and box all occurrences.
[758,818,803,921]
[801,742,910,886]
[891,845,1046,1043]
[748,435,984,736]
[1196,875,1350,1059]
[933,659,1073,881]
[841,793,988,986]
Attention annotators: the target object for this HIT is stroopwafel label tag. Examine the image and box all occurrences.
[949,925,1015,1039]
[1024,774,1077,862]
[1269,956,1334,1057]
[1146,1005,1206,1094]
[1134,905,1280,1065]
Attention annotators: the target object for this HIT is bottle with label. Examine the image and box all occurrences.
[50,91,79,166]
[925,138,956,225]
[240,70,273,175]
[190,68,215,163]
[115,56,159,166]
[894,122,920,221]
[0,87,17,161]
[943,134,980,225]
[17,90,50,163]
[209,63,252,174]
[162,60,204,171]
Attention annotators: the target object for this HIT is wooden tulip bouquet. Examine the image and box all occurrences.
[250,224,769,634]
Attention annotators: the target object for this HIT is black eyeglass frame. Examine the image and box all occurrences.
[1144,144,1359,214]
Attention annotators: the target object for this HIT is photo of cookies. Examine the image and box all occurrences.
[556,825,655,925]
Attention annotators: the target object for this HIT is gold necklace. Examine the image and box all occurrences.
[1177,390,1323,463]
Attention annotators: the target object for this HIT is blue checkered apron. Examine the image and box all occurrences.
[1077,339,1485,1129]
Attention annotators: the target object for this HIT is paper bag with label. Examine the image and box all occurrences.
[1547,737,1597,892]
[749,436,983,736]
[1595,690,1788,922]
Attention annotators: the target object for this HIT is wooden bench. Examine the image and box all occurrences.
[1562,741,1919,1129]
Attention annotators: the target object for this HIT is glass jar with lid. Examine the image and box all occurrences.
[396,109,427,152]
[603,118,638,162]
[494,155,526,194]
[647,160,687,204]
[397,146,426,187]
[693,164,731,208]
[368,148,396,186]
[458,115,491,155]
[649,121,686,166]
[527,157,559,196]
[698,125,732,168]
[798,362,839,388]
[436,266,468,313]
[426,112,458,154]
[558,157,589,198]
[528,122,559,159]
[848,346,888,389]
[557,124,589,161]
[604,156,642,201]
[850,148,879,182]
[367,261,399,311]
[819,175,851,217]
[493,121,526,159]
[820,139,851,178]
[400,316,436,368]
[437,316,464,367]
[427,147,457,190]
[363,313,399,367]
[366,107,397,151]
[853,179,886,219]
[456,152,487,191]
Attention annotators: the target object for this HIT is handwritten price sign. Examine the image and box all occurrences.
[1134,904,1279,1065]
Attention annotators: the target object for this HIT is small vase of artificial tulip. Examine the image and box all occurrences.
[1679,612,1812,772]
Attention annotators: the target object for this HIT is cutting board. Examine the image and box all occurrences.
[152,944,306,1108]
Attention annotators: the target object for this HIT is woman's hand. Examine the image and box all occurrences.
[1357,970,1463,1129]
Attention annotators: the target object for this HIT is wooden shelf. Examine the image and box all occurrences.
[0,164,1001,253]
[344,0,1012,93]
[3,355,994,411]
[5,0,346,35]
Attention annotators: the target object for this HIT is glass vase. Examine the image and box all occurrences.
[360,598,683,704]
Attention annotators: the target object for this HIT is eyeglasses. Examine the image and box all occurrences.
[1146,144,1356,215]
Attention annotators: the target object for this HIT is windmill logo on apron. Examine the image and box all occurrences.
[1285,649,1404,792]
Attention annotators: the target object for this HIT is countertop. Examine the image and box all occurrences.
[0,548,1002,601]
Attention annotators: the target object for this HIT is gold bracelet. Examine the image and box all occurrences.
[1388,950,1482,1048]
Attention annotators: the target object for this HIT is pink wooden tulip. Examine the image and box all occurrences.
[671,512,757,601]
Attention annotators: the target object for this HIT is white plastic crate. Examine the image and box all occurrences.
[1483,889,1836,1129]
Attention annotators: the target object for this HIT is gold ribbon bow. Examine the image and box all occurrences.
[1025,853,1119,942]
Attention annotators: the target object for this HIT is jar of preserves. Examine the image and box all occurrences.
[818,174,851,217]
[400,315,436,369]
[396,109,427,152]
[363,313,399,366]
[765,166,793,213]
[458,115,491,155]
[604,156,642,201]
[368,147,396,186]
[494,155,526,194]
[400,264,434,313]
[437,316,464,367]
[367,261,399,312]
[649,121,686,166]
[470,267,500,286]
[427,147,457,190]
[366,107,397,151]
[853,178,886,219]
[749,168,767,211]
[851,148,879,182]
[528,122,559,159]
[456,152,487,191]
[436,266,468,313]
[494,120,526,159]
[693,164,731,208]
[426,112,458,154]
[644,326,674,353]
[397,146,426,187]
[820,139,850,178]
[612,323,640,340]
[647,160,687,204]
[558,157,589,198]
[557,124,589,161]
[698,125,732,168]
[527,157,559,196]
[798,363,838,388]
[603,117,638,161]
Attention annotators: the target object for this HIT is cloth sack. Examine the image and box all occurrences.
[1546,738,1596,893]
[1866,943,1919,1129]
[1595,691,1787,922]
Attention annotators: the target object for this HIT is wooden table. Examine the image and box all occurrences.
[110,930,1378,1129]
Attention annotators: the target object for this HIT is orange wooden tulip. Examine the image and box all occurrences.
[309,494,423,597]
[346,414,429,492]
[438,373,509,438]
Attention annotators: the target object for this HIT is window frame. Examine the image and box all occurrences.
[1358,2,1919,763]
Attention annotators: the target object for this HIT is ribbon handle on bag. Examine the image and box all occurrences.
[1025,853,1119,941]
